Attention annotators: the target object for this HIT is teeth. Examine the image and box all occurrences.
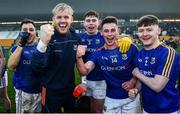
[59,23,66,27]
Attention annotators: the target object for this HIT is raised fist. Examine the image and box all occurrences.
[18,32,30,47]
[40,24,54,45]
[76,45,87,58]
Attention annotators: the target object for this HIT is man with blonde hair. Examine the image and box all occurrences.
[32,3,79,113]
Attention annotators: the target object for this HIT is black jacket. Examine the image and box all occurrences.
[32,29,79,91]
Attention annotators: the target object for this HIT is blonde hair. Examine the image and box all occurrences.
[52,3,74,16]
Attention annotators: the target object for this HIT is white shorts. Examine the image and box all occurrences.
[103,94,140,114]
[15,88,42,113]
[0,71,8,88]
[86,80,106,99]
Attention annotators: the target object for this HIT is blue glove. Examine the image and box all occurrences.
[18,32,30,47]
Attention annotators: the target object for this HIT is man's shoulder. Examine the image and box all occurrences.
[158,45,176,56]
[69,29,80,41]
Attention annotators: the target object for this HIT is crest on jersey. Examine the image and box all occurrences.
[95,39,100,44]
[122,54,128,60]
[138,58,142,62]
[150,57,156,64]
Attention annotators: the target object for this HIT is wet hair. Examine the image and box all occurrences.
[52,3,74,16]
[20,18,36,29]
[101,16,118,28]
[84,10,99,19]
[137,15,159,27]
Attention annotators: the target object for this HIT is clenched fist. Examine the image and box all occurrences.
[76,45,87,58]
[128,88,138,100]
[40,24,54,45]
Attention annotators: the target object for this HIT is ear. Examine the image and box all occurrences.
[118,26,121,34]
[71,16,74,22]
[52,16,55,21]
[158,27,161,35]
[98,20,101,30]
[98,19,101,26]
[36,32,38,37]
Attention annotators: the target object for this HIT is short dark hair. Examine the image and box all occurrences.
[20,18,36,29]
[101,16,118,28]
[137,15,159,27]
[84,10,99,19]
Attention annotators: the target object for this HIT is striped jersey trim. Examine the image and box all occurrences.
[162,47,175,78]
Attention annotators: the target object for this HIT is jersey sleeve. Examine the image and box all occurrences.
[31,46,51,73]
[157,47,177,78]
[11,46,17,53]
[131,44,139,67]
[77,33,86,45]
[87,51,98,64]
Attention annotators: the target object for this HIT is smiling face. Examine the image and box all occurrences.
[138,24,161,49]
[84,16,99,35]
[21,23,36,44]
[52,9,73,34]
[102,23,118,48]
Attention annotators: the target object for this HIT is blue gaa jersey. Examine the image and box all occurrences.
[11,45,41,93]
[78,32,105,81]
[134,45,179,113]
[89,44,138,99]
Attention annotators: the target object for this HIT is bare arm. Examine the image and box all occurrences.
[76,56,95,76]
[122,77,137,91]
[8,46,23,70]
[132,67,169,92]
[76,45,95,76]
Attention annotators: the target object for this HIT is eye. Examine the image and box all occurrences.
[111,28,116,33]
[64,16,69,19]
[29,28,35,32]
[86,19,91,23]
[103,29,109,33]
[138,29,143,33]
[55,16,61,19]
[146,28,153,32]
[92,19,97,23]
[22,28,28,32]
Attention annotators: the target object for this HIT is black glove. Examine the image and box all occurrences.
[18,32,30,47]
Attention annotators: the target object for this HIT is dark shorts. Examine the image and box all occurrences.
[42,87,75,113]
